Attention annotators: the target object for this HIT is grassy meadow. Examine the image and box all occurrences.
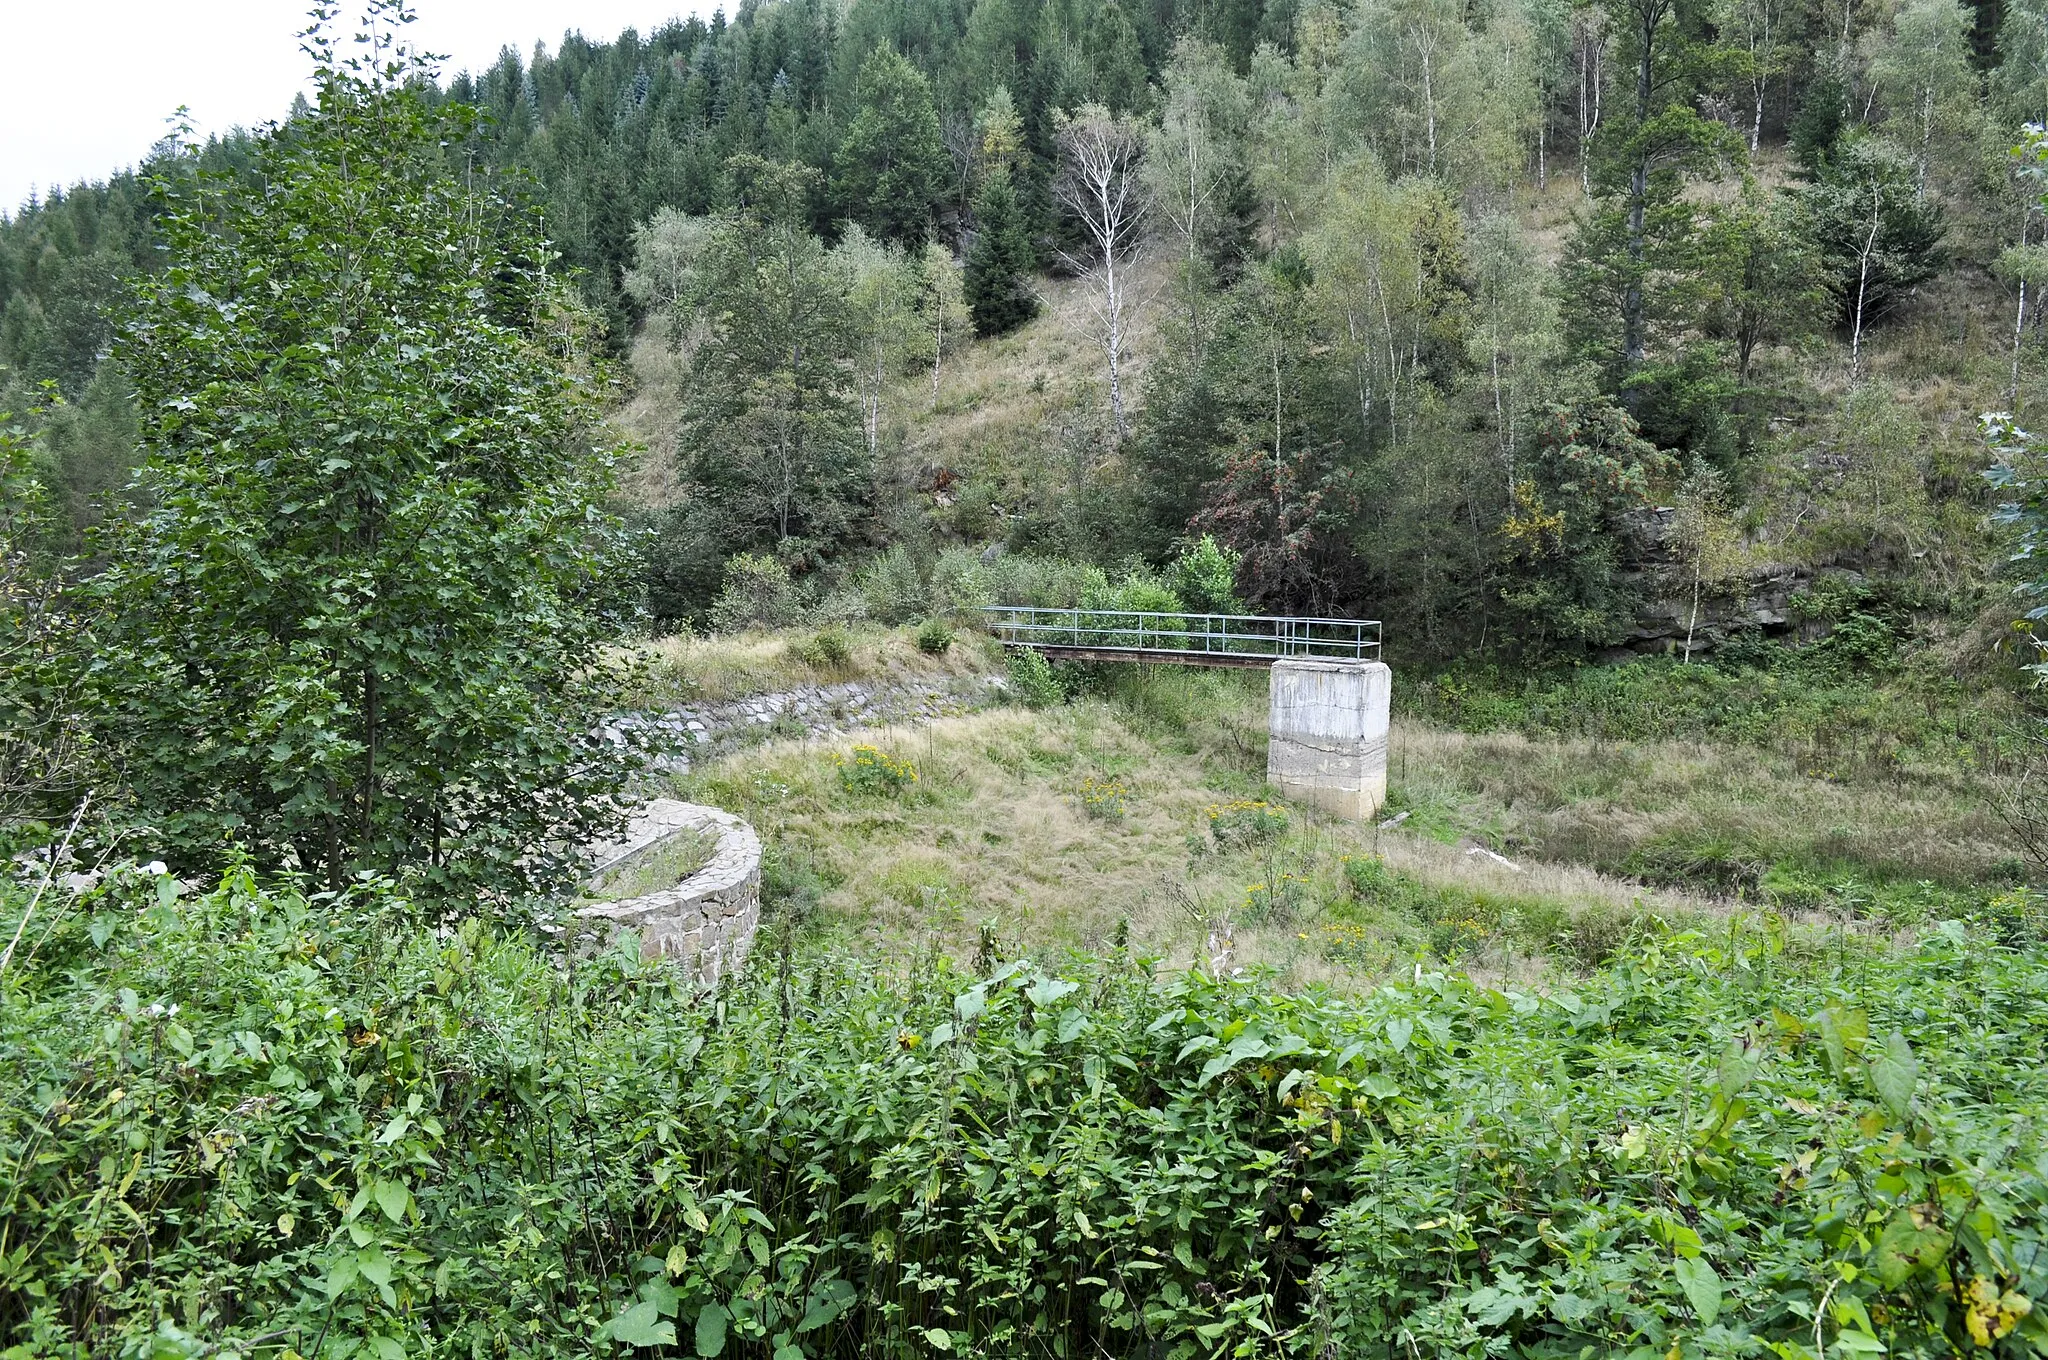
[664,650,2024,989]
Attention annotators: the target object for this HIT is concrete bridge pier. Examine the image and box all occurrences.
[1266,659,1391,821]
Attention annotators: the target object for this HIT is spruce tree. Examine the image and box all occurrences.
[965,171,1038,336]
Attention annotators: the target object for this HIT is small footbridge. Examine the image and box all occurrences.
[980,606,1381,668]
[981,606,1392,821]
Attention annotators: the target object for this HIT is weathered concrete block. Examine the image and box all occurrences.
[1266,660,1390,821]
[577,799,763,984]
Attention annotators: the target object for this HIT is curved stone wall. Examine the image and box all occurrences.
[577,799,762,983]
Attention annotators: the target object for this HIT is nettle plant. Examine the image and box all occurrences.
[6,864,2048,1359]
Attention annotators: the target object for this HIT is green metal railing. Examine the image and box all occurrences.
[982,606,1381,666]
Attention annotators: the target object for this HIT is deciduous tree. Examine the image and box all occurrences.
[1054,104,1148,441]
[834,47,951,244]
[94,5,648,900]
[678,157,866,566]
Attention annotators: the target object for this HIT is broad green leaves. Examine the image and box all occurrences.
[96,13,653,902]
[1673,1256,1723,1326]
[10,863,2048,1360]
[694,1302,729,1357]
[372,1178,410,1224]
[1868,1030,1920,1119]
[607,1300,676,1348]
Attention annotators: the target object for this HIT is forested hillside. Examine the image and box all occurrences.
[10,4,2048,1356]
[8,0,2048,660]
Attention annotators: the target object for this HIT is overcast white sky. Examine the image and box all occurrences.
[1,1,717,216]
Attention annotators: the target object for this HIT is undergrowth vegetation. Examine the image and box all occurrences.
[4,864,2045,1359]
[623,627,1000,708]
[1389,643,2029,913]
[676,655,2019,984]
[683,675,1752,984]
[1405,649,2020,787]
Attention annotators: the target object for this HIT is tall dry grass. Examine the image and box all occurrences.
[620,625,1002,707]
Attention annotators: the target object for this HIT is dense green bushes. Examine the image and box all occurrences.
[1403,650,2017,780]
[5,865,2046,1358]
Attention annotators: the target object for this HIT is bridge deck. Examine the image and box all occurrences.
[982,606,1381,668]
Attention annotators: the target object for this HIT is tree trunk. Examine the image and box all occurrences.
[1684,545,1703,663]
[1579,40,1593,193]
[2013,272,2029,413]
[1624,157,1648,370]
[1421,40,1440,173]
[1917,87,1933,194]
[1621,0,1656,376]
[1107,242,1127,439]
[1850,181,1881,383]
[361,665,377,859]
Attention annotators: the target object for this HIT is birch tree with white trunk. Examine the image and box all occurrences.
[1054,104,1149,442]
[831,225,921,461]
[1144,37,1249,371]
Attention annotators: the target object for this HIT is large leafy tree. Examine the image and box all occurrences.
[677,156,867,572]
[834,46,951,244]
[94,4,648,902]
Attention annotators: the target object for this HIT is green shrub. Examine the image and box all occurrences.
[856,546,927,625]
[833,743,918,795]
[1240,872,1312,924]
[760,842,833,933]
[915,617,955,654]
[1313,918,1401,971]
[1004,646,1067,708]
[792,626,853,668]
[978,553,1107,609]
[1983,885,2048,947]
[1074,572,1188,648]
[1207,798,1289,847]
[929,545,996,614]
[8,866,2048,1359]
[711,552,805,633]
[1169,534,1245,614]
[1426,911,1493,959]
[1341,852,1399,900]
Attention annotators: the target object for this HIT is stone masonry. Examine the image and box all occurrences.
[576,799,763,983]
[1266,659,1391,822]
[611,674,1009,774]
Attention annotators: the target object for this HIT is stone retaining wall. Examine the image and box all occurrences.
[617,674,1008,773]
[576,799,762,983]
